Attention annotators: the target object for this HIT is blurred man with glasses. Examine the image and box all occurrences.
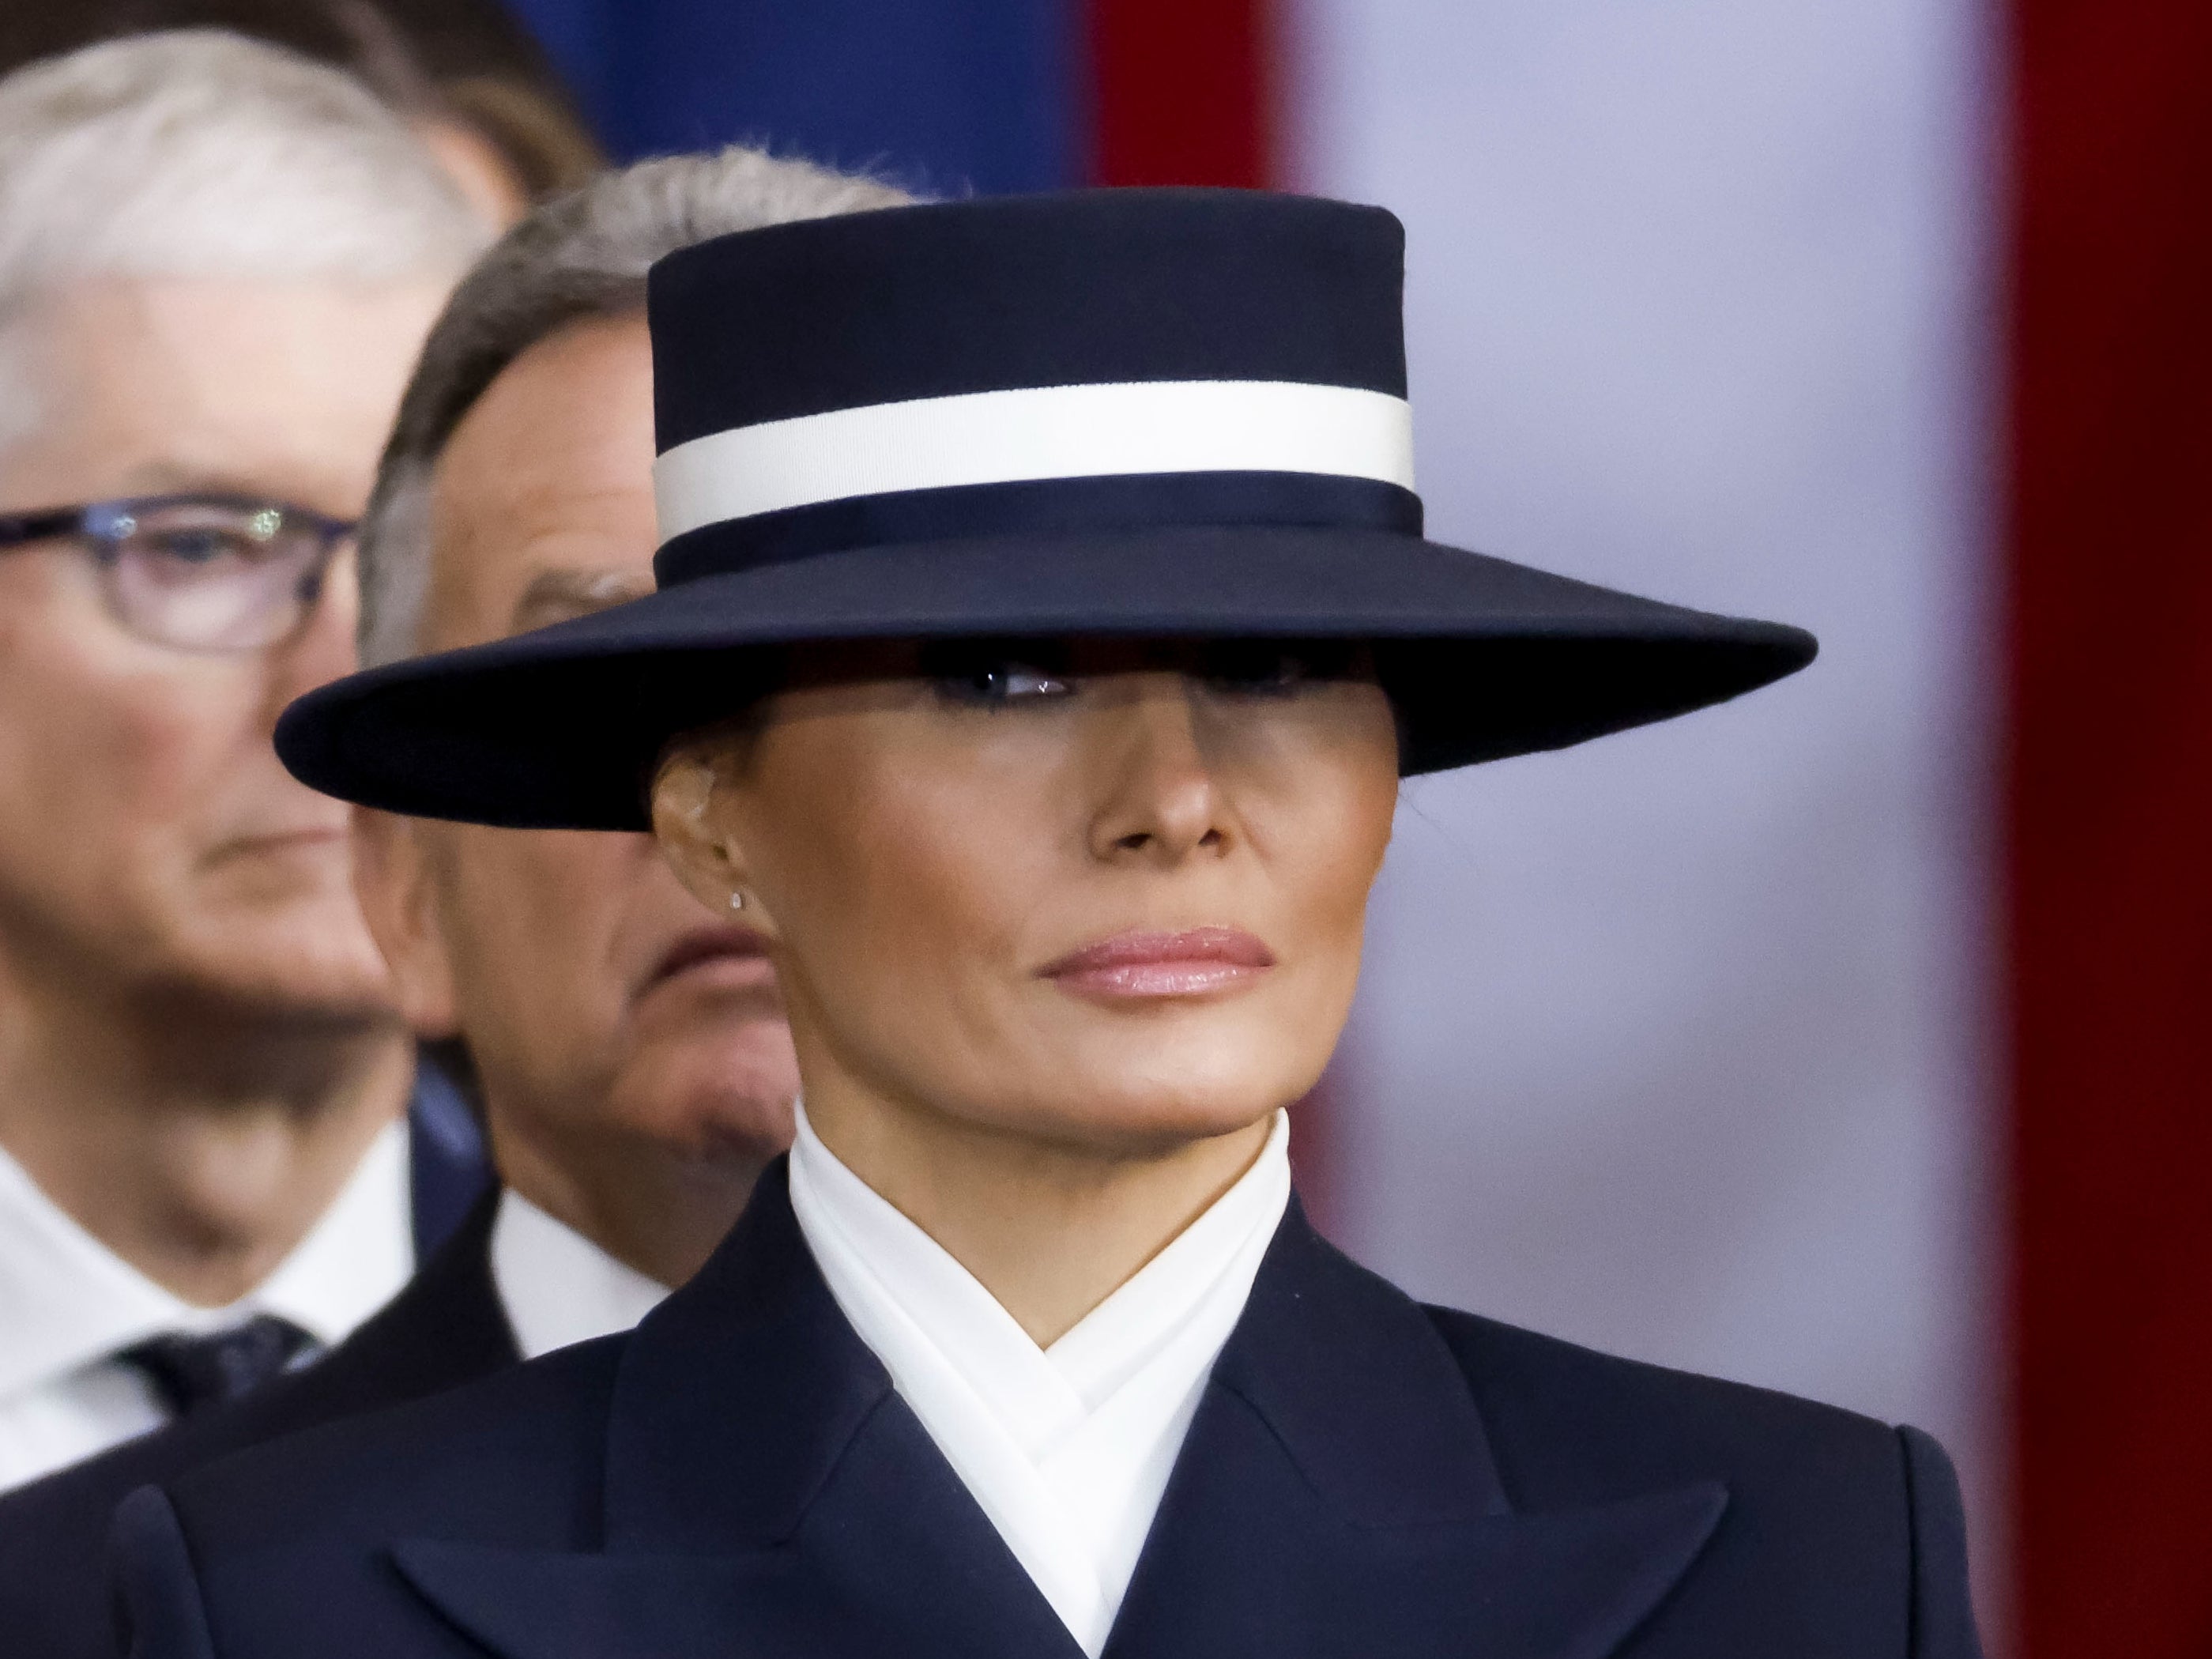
[0,32,491,1491]
[0,147,906,1657]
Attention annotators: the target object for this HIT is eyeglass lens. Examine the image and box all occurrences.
[98,500,337,652]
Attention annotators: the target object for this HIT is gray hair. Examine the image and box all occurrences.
[0,29,492,450]
[357,147,912,669]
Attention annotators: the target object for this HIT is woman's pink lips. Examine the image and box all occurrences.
[1038,927,1276,1000]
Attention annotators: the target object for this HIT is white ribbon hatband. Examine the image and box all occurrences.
[653,379,1415,542]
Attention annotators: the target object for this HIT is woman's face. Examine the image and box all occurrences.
[654,639,1400,1156]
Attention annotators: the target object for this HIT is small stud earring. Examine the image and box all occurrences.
[729,890,745,911]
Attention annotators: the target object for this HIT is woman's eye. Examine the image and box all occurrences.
[1204,650,1310,696]
[936,662,1073,705]
[1201,641,1358,696]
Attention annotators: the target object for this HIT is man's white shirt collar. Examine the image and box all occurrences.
[0,1121,412,1490]
[488,1188,669,1361]
[788,1104,1291,1658]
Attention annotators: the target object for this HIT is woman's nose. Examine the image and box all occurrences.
[1086,676,1234,865]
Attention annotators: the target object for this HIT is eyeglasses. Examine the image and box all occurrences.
[0,493,356,653]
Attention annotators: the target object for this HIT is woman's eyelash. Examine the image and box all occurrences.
[926,644,1350,704]
[933,662,1073,704]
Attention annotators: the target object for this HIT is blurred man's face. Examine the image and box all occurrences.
[358,315,797,1208]
[0,277,449,1014]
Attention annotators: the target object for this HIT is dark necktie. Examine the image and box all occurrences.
[118,1314,315,1417]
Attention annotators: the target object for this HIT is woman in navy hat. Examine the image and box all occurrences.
[116,189,1980,1657]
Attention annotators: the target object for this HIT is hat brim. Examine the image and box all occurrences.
[279,526,1815,831]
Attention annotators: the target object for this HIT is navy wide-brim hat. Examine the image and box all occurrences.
[278,188,1815,831]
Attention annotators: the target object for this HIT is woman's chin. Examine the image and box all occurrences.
[1037,1012,1334,1129]
[980,1059,1310,1153]
[854,994,1344,1152]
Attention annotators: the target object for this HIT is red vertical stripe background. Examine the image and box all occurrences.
[1087,0,1274,189]
[2010,1,2212,1653]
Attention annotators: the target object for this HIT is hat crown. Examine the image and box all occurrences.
[646,188,1409,448]
[643,190,1423,583]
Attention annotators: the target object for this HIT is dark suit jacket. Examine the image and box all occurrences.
[109,1159,1980,1659]
[0,1186,514,1659]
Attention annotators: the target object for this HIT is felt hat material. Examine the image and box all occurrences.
[277,188,1815,830]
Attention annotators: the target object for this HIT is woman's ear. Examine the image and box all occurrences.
[351,807,461,1037]
[650,748,759,920]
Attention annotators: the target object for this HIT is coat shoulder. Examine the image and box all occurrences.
[1423,1304,1910,1503]
[113,1340,629,1658]
[163,1333,628,1559]
[1422,1305,1980,1657]
[0,1374,339,1659]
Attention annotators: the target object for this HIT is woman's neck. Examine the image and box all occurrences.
[801,1090,1275,1347]
[0,971,415,1306]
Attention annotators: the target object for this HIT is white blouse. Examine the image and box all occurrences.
[788,1104,1291,1657]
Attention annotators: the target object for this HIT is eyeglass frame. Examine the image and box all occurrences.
[0,492,358,654]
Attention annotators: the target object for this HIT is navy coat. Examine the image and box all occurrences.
[111,1162,1981,1659]
[0,1084,500,1659]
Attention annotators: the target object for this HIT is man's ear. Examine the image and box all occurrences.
[351,807,461,1037]
[650,750,766,926]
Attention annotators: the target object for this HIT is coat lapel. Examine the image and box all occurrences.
[1102,1203,1726,1659]
[393,1174,1722,1659]
[392,1161,1082,1659]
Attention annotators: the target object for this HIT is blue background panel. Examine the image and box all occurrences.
[507,0,1081,195]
